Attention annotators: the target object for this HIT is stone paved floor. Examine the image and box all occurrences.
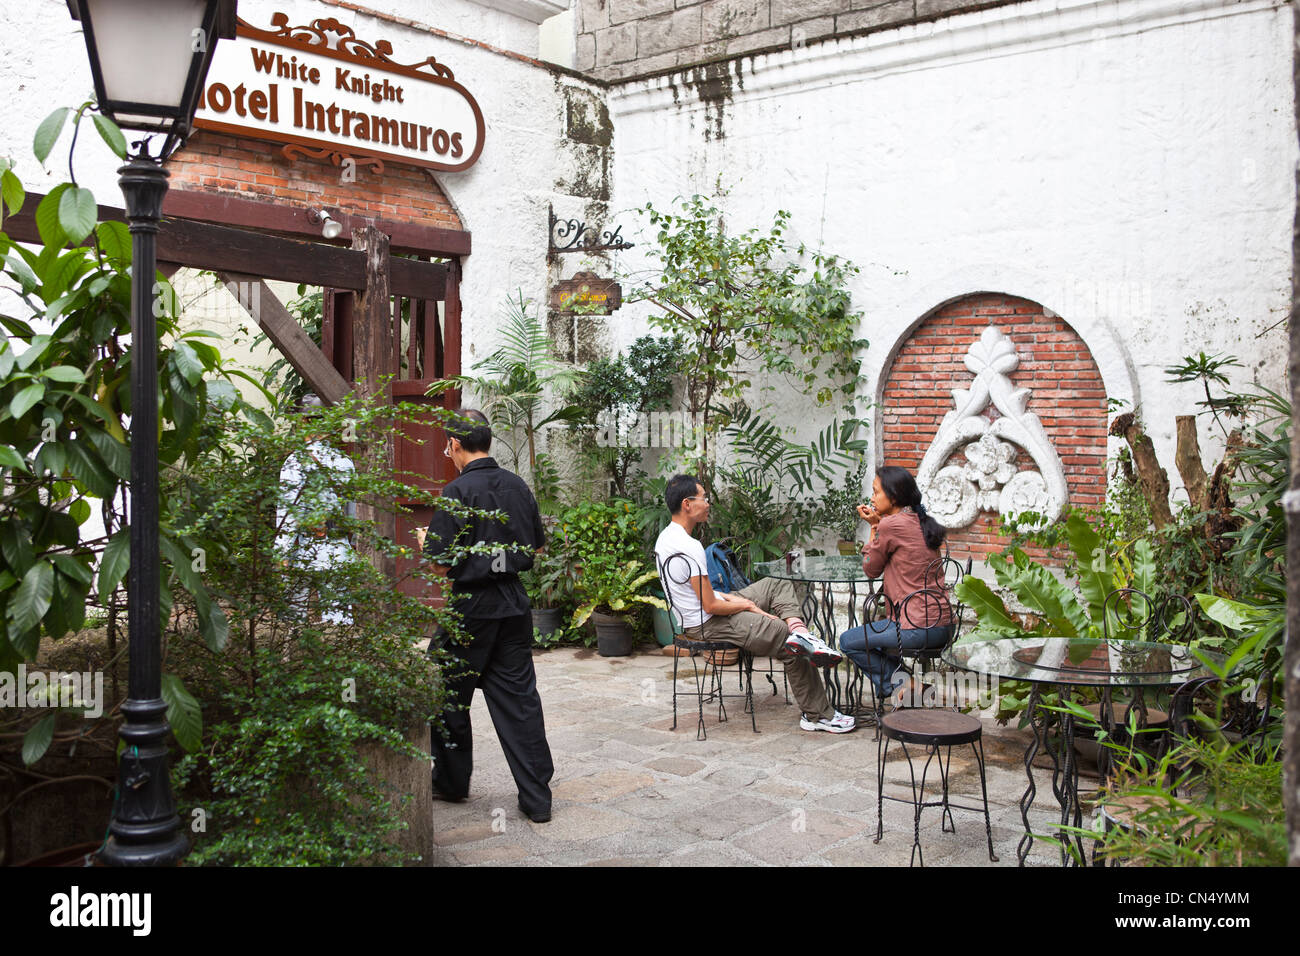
[431,645,1079,866]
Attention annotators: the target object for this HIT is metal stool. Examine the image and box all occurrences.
[875,708,997,866]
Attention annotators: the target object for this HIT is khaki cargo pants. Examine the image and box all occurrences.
[687,576,833,721]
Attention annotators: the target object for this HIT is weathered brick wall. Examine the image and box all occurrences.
[575,0,1027,80]
[166,131,462,231]
[880,293,1108,563]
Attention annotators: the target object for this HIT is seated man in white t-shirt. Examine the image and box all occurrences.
[653,474,854,734]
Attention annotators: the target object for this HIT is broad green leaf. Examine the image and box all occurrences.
[160,534,202,593]
[3,252,39,295]
[35,184,70,248]
[47,510,79,549]
[98,528,130,602]
[953,576,1024,637]
[52,553,93,587]
[64,440,115,499]
[44,571,73,640]
[205,379,239,408]
[94,220,131,263]
[1195,594,1272,632]
[41,365,84,384]
[1065,512,1110,622]
[161,673,202,753]
[194,590,228,653]
[10,382,45,419]
[16,335,50,371]
[1,166,24,218]
[171,341,204,386]
[0,522,35,576]
[40,250,92,302]
[33,108,70,165]
[86,427,130,480]
[9,561,54,635]
[91,113,127,158]
[69,498,91,526]
[1130,539,1157,596]
[0,444,27,472]
[22,714,56,766]
[158,587,173,638]
[241,404,274,432]
[57,186,97,245]
[35,441,66,476]
[1005,551,1090,638]
[9,623,41,660]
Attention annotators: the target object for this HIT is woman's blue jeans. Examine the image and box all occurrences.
[839,621,953,697]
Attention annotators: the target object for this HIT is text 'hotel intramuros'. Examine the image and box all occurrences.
[197,46,465,158]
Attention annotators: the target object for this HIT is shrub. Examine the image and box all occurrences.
[166,396,480,865]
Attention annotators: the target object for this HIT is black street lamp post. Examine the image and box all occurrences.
[67,0,237,866]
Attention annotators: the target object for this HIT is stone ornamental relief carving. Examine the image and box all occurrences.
[915,326,1068,528]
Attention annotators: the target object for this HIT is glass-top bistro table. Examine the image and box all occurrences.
[944,636,1225,866]
[753,555,877,715]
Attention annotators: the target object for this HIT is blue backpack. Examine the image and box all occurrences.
[705,542,750,594]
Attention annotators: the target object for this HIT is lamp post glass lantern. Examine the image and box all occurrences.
[69,0,236,867]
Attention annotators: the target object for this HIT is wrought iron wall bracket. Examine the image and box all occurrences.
[549,205,632,254]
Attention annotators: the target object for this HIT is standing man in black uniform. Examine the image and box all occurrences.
[417,409,554,823]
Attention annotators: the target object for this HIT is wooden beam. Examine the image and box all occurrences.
[216,271,350,405]
[167,218,366,288]
[444,259,462,379]
[163,188,472,256]
[351,225,396,578]
[7,191,450,298]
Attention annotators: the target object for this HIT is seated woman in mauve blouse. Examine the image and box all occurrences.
[839,466,952,701]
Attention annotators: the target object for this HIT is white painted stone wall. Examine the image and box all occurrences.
[606,0,1295,505]
[2,0,1293,520]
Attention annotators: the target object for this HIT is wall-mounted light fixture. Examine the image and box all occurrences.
[311,208,344,239]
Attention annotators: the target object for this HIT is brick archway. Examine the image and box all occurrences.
[879,293,1108,562]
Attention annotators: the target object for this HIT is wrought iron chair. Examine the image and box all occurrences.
[657,551,758,740]
[708,536,789,705]
[1083,588,1197,778]
[853,555,970,719]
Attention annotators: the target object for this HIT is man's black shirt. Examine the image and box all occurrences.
[422,457,545,619]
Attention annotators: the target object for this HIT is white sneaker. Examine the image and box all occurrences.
[785,630,843,667]
[800,711,856,734]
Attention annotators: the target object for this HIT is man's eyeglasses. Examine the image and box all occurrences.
[685,494,709,504]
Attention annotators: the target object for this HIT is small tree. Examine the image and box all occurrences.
[628,191,869,472]
[567,334,681,497]
[167,396,476,865]
[428,292,584,477]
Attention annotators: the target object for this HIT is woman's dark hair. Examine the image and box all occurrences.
[876,465,946,550]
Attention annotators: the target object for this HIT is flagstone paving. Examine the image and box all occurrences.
[430,645,1075,866]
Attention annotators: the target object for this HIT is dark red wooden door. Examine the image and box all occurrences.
[323,259,462,603]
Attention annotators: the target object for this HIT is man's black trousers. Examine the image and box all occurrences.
[431,611,554,815]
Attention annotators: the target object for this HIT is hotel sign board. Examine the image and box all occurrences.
[194,14,484,172]
[551,272,622,314]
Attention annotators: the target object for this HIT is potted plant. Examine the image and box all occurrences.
[522,548,574,640]
[570,555,666,657]
[819,456,868,555]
